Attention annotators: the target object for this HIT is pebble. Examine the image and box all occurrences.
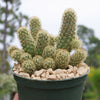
[18,72,30,78]
[34,69,46,77]
[47,75,56,80]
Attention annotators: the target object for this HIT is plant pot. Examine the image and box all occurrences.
[13,70,89,100]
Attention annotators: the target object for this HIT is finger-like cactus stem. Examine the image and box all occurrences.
[69,48,87,66]
[17,27,35,56]
[35,30,50,55]
[29,17,41,40]
[42,45,56,58]
[43,58,56,69]
[57,9,77,52]
[60,8,77,37]
[22,60,36,75]
[55,49,70,69]
[20,53,32,63]
[33,55,44,70]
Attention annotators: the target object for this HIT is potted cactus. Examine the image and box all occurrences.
[8,8,90,100]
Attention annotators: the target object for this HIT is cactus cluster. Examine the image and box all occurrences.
[8,8,87,75]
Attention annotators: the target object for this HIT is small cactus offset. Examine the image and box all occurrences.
[33,55,44,70]
[17,27,36,56]
[20,53,32,63]
[22,60,36,75]
[8,8,88,76]
[11,50,23,62]
[69,48,87,66]
[70,39,82,49]
[35,30,50,55]
[29,17,41,40]
[8,46,19,56]
[55,50,70,69]
[43,58,56,69]
[60,8,77,37]
[42,45,56,58]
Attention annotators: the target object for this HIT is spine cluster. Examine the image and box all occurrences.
[8,8,87,75]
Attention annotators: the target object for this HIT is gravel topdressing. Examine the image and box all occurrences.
[13,62,90,80]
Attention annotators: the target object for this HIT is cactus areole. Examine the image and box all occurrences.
[8,8,90,100]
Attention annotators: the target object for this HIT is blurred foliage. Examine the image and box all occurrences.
[83,67,100,100]
[0,74,17,98]
[0,0,28,99]
[0,0,29,72]
[0,0,28,42]
[0,51,10,74]
[78,25,100,67]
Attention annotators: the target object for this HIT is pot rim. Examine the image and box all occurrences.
[13,69,90,82]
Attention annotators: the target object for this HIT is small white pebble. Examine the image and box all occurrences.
[47,75,56,80]
[54,69,64,74]
[60,73,67,79]
[19,72,30,78]
[41,73,46,78]
[47,68,53,74]
[68,65,73,69]
[41,78,47,80]
[67,69,72,73]
[68,73,74,78]
[14,70,19,74]
[34,69,45,77]
[73,66,77,71]
[33,77,41,80]
[31,74,35,79]
[75,73,79,77]
[45,72,50,78]
[56,74,61,80]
